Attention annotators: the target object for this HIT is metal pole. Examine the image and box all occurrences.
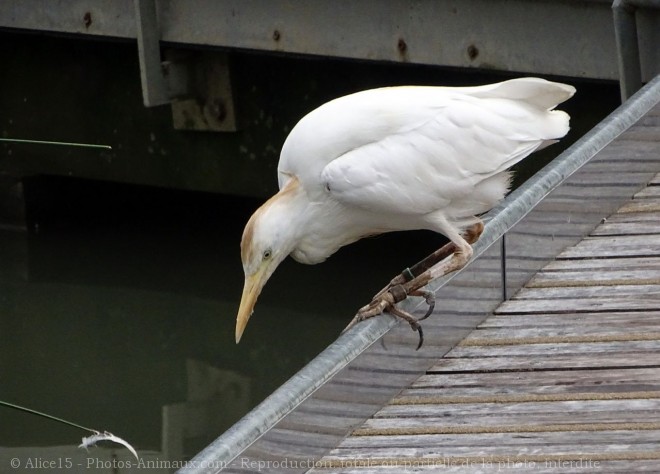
[612,0,660,101]
[613,0,642,102]
[135,0,169,106]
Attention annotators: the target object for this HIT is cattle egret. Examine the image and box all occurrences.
[237,77,575,346]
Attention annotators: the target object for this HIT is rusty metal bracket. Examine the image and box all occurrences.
[167,52,237,132]
[134,0,236,131]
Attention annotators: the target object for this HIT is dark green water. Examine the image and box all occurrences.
[0,178,451,459]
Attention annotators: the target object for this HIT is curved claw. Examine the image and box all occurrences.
[389,306,425,350]
[346,286,434,350]
[415,325,424,351]
[416,290,436,322]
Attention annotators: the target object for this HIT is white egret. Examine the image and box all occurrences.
[236,77,575,345]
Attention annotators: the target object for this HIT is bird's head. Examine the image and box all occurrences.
[236,177,302,343]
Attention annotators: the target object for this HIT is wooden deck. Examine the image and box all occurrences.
[309,173,660,472]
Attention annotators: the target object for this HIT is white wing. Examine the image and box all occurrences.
[279,78,573,216]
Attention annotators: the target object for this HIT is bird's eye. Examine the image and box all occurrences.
[262,249,272,260]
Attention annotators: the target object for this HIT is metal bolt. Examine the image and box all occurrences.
[83,12,92,29]
[467,44,479,60]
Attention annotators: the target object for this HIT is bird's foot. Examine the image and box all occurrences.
[391,289,435,350]
[343,286,435,350]
[341,221,482,349]
[343,286,400,332]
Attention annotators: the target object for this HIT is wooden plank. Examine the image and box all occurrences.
[394,392,660,408]
[368,399,660,422]
[600,211,660,223]
[592,221,660,236]
[306,371,414,392]
[293,398,380,419]
[463,326,660,344]
[276,398,381,436]
[278,413,369,436]
[617,199,660,213]
[541,257,660,272]
[496,296,660,313]
[634,186,660,199]
[410,368,660,390]
[593,139,660,158]
[511,284,660,300]
[428,353,659,372]
[459,332,660,348]
[522,209,604,224]
[527,269,660,287]
[358,418,660,439]
[242,427,339,460]
[558,172,655,186]
[353,421,660,437]
[580,156,659,171]
[556,234,660,259]
[636,109,660,122]
[326,430,660,455]
[444,339,660,358]
[480,311,660,329]
[548,185,641,201]
[313,383,411,406]
[506,227,587,240]
[303,374,416,406]
[530,198,631,214]
[308,460,660,474]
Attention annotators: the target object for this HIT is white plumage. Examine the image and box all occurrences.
[236,77,575,343]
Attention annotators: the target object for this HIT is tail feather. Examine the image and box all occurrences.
[471,78,576,110]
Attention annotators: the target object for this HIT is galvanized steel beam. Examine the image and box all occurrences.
[0,0,635,81]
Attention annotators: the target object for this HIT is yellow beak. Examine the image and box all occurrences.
[235,267,267,343]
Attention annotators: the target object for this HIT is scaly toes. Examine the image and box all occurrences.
[345,285,433,351]
[344,292,396,333]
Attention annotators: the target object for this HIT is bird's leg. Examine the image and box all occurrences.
[365,220,484,304]
[405,220,484,283]
[348,284,407,327]
[357,242,471,348]
[366,241,458,304]
[343,221,484,346]
[349,221,483,316]
[401,219,485,297]
[346,288,433,350]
